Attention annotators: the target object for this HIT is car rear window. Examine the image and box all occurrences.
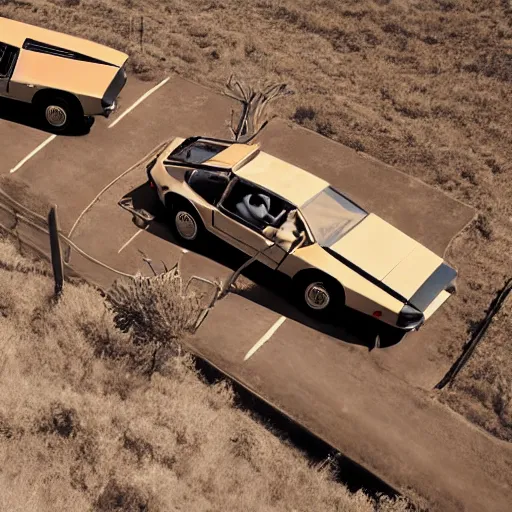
[168,140,228,165]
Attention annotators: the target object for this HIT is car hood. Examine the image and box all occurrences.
[328,213,444,300]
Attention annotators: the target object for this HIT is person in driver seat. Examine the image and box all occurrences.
[236,193,278,228]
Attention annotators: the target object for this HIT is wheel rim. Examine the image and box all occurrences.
[304,282,330,310]
[175,211,198,240]
[45,105,67,128]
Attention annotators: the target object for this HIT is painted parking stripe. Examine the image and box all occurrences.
[9,135,57,174]
[243,316,287,362]
[108,77,171,129]
[117,228,146,254]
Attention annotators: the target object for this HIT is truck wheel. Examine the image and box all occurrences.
[38,95,83,133]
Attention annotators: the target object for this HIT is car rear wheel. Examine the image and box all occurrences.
[38,95,83,133]
[294,273,344,320]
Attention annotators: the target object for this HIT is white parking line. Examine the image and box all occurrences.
[243,316,287,362]
[108,77,171,129]
[118,228,145,254]
[9,135,57,174]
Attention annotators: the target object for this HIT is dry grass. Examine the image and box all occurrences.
[0,237,408,511]
[442,294,512,441]
[1,0,511,437]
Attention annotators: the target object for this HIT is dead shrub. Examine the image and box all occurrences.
[105,269,201,376]
[0,413,22,440]
[474,214,493,240]
[463,52,512,82]
[48,0,81,5]
[292,105,316,123]
[461,169,478,185]
[38,403,79,439]
[494,376,512,428]
[382,23,414,38]
[107,270,200,342]
[0,288,15,318]
[316,119,336,138]
[485,158,504,175]
[95,479,150,512]
[123,430,154,465]
[345,139,366,152]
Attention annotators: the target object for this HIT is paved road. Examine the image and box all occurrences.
[2,74,510,511]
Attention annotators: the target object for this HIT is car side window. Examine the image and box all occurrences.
[185,168,230,206]
[0,44,18,78]
[219,179,290,233]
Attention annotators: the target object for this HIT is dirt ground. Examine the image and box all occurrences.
[1,0,511,438]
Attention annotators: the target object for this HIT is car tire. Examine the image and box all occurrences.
[168,198,204,248]
[294,272,344,320]
[37,94,83,133]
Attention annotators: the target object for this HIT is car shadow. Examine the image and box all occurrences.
[122,182,407,350]
[0,97,93,136]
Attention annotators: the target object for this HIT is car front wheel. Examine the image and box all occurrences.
[170,200,204,248]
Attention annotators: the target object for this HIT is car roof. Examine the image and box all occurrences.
[234,150,329,207]
[206,143,260,170]
[0,17,127,67]
[165,136,329,207]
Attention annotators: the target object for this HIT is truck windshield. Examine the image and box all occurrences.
[301,187,367,246]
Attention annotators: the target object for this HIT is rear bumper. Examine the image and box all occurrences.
[101,100,116,118]
[101,65,127,117]
[409,263,457,311]
[399,316,425,332]
[395,263,457,330]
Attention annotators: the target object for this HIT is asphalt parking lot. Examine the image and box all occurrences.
[2,75,511,512]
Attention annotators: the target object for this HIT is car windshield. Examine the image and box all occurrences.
[168,140,228,165]
[301,187,368,246]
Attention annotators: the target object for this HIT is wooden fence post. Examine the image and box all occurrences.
[48,205,64,298]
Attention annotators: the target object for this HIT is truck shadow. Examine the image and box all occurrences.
[0,97,93,136]
[122,182,406,350]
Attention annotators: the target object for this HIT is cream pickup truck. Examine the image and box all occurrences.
[0,17,128,132]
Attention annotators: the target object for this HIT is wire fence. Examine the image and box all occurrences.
[435,277,512,389]
[0,184,221,332]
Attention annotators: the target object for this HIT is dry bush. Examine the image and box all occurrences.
[104,269,202,376]
[0,239,407,511]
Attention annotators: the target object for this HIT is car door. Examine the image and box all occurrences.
[0,43,19,97]
[212,179,287,269]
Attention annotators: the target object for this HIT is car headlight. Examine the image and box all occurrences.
[397,304,424,329]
